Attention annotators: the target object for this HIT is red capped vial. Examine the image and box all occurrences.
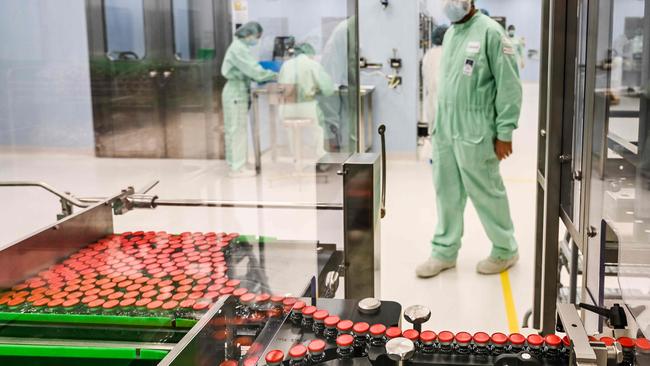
[526,334,544,356]
[336,334,354,360]
[288,344,307,366]
[491,332,508,355]
[352,322,371,356]
[618,337,636,365]
[323,315,340,341]
[370,324,388,347]
[337,319,354,336]
[312,309,329,336]
[300,306,317,329]
[509,333,526,353]
[265,350,284,366]
[473,332,490,356]
[308,339,326,363]
[636,338,650,366]
[455,332,472,354]
[544,334,562,360]
[385,327,402,340]
[420,331,437,354]
[438,331,455,354]
[289,301,305,327]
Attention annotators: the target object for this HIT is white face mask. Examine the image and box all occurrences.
[443,0,472,23]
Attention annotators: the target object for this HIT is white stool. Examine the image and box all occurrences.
[282,117,316,171]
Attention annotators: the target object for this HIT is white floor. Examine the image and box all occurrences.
[0,82,539,335]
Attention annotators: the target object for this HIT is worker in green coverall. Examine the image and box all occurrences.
[416,0,522,278]
[221,22,277,178]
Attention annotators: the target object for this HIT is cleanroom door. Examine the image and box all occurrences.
[86,0,228,159]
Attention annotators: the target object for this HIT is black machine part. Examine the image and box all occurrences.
[578,303,628,329]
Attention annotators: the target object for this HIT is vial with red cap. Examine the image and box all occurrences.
[237,293,256,319]
[454,332,472,355]
[369,324,387,347]
[561,335,571,361]
[508,333,526,354]
[491,332,508,355]
[438,331,454,354]
[308,339,327,363]
[300,305,317,330]
[544,334,562,360]
[337,319,354,336]
[352,322,370,356]
[385,327,402,341]
[336,334,354,360]
[420,331,437,354]
[617,337,635,366]
[473,332,490,357]
[312,309,329,336]
[323,315,340,341]
[289,301,305,327]
[526,334,544,357]
[636,338,650,366]
[288,344,308,366]
[265,350,284,366]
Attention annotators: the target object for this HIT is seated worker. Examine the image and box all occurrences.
[278,43,336,160]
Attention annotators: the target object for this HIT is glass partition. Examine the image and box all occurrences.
[583,0,650,336]
[0,0,359,363]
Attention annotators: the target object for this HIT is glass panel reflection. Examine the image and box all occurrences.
[104,0,146,61]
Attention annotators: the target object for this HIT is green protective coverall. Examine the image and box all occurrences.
[431,12,522,261]
[278,54,336,125]
[221,39,276,171]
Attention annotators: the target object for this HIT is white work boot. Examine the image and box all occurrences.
[476,254,519,275]
[228,168,257,178]
[415,257,456,278]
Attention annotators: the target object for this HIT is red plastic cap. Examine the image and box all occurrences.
[293,301,306,311]
[473,332,490,344]
[353,322,370,334]
[256,293,271,303]
[233,288,248,297]
[618,337,635,349]
[240,293,256,304]
[220,360,238,366]
[527,334,544,347]
[289,344,308,359]
[336,334,354,347]
[370,324,387,337]
[600,337,615,346]
[337,320,354,332]
[301,305,317,316]
[439,331,455,343]
[282,298,297,307]
[491,332,508,345]
[386,327,403,339]
[636,338,650,352]
[324,315,341,328]
[313,310,329,321]
[509,333,526,346]
[545,334,562,347]
[308,339,326,353]
[403,329,420,341]
[243,357,259,366]
[455,332,472,344]
[420,330,437,343]
[562,335,571,347]
[265,350,284,364]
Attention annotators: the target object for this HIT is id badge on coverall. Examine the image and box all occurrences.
[463,41,480,76]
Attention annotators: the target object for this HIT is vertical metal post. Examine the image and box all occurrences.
[342,153,381,299]
[534,0,572,334]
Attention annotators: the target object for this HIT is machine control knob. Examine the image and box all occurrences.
[404,305,431,332]
[385,337,415,361]
[357,297,381,315]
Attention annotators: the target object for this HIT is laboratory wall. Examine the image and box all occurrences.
[247,0,348,61]
[0,0,94,150]
[426,0,542,82]
[359,0,421,154]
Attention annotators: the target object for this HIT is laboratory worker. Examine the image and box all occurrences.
[507,25,526,70]
[278,43,336,159]
[416,0,523,278]
[221,22,277,178]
